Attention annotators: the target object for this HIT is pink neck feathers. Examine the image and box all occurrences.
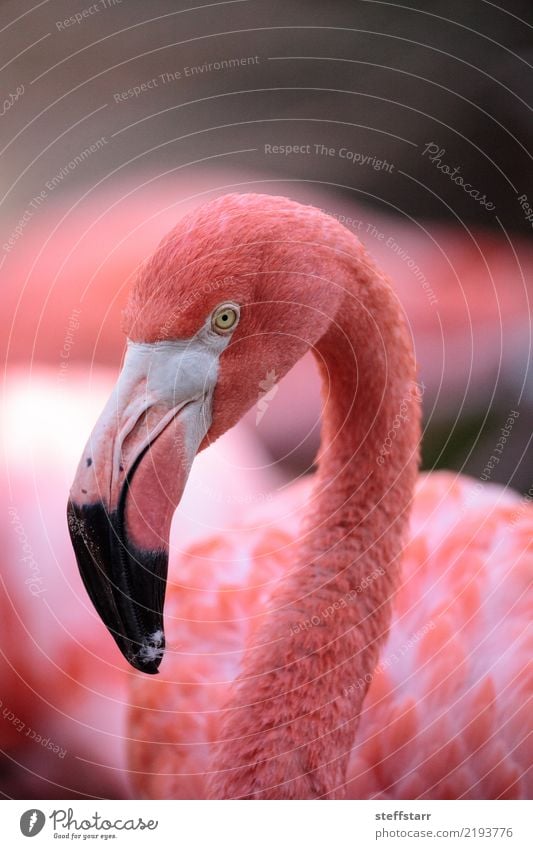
[207,233,421,799]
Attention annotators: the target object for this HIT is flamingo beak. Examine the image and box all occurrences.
[67,340,219,673]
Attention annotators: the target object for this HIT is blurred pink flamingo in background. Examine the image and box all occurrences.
[66,194,532,799]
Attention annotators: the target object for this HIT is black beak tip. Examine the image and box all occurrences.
[66,498,168,676]
[130,659,161,675]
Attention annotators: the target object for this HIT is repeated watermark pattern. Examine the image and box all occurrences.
[1,0,531,808]
[517,193,533,230]
[466,409,520,504]
[319,212,437,307]
[55,0,123,30]
[46,138,108,191]
[264,142,394,172]
[507,480,533,528]
[421,143,496,211]
[8,507,46,597]
[189,477,274,505]
[382,234,438,306]
[3,137,108,254]
[1,84,24,116]
[113,56,261,102]
[58,308,82,381]
[157,275,236,338]
[343,619,436,696]
[0,698,67,759]
[377,380,425,465]
[290,567,386,636]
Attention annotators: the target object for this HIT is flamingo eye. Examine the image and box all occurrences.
[212,303,240,334]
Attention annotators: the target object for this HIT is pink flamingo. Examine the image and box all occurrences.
[67,194,532,799]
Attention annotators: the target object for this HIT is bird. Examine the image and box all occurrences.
[67,193,532,800]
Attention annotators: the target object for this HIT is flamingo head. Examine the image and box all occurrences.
[67,193,346,672]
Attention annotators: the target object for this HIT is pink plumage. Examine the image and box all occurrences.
[127,472,532,799]
[65,192,532,800]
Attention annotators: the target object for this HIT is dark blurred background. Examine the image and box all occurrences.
[2,0,532,487]
[2,0,532,232]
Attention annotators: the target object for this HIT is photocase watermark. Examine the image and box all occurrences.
[488,410,520,462]
[2,137,108,254]
[466,408,520,503]
[320,208,367,232]
[19,807,159,837]
[188,477,274,505]
[319,211,438,307]
[256,370,279,425]
[376,380,425,465]
[1,83,24,116]
[517,193,533,230]
[55,0,123,30]
[50,808,158,834]
[45,137,108,192]
[421,143,496,211]
[3,192,48,254]
[264,142,394,172]
[289,567,386,636]
[113,55,261,102]
[343,619,436,696]
[8,507,46,597]
[157,275,235,338]
[58,307,82,381]
[506,480,533,528]
[0,698,67,759]
[380,232,438,307]
[20,809,46,837]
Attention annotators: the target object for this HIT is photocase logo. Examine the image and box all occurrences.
[20,809,46,837]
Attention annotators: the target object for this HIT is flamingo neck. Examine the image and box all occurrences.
[208,250,420,799]
[309,266,420,554]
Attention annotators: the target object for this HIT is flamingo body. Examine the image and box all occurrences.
[127,472,532,799]
[66,193,531,799]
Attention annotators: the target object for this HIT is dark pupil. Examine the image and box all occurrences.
[221,314,228,322]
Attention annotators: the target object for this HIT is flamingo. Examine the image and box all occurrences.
[67,193,532,799]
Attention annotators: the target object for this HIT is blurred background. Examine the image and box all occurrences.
[1,0,531,799]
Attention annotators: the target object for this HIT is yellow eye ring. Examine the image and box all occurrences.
[212,303,240,334]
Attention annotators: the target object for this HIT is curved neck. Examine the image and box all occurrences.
[309,264,420,553]
[208,250,421,799]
